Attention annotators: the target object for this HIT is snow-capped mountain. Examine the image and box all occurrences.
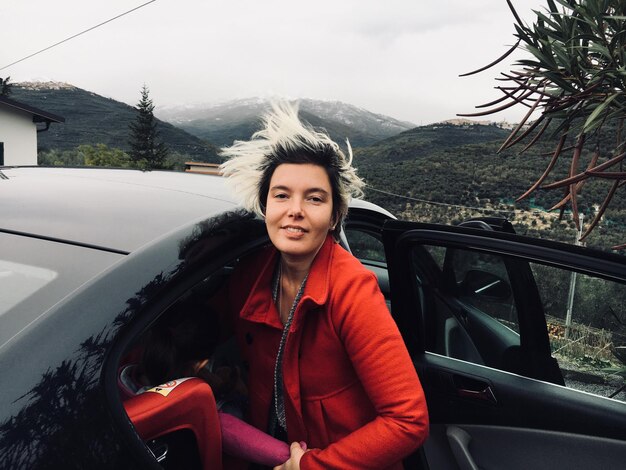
[156,98,416,147]
[14,80,77,91]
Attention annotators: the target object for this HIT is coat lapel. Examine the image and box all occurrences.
[239,235,335,329]
[238,235,338,441]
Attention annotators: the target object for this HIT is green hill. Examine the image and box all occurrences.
[354,122,626,250]
[356,122,510,163]
[11,83,220,162]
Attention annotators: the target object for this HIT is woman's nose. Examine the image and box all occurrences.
[288,198,303,217]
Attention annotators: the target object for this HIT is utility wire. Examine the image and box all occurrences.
[0,0,157,72]
[367,186,547,215]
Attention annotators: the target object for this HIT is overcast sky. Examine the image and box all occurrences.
[1,0,547,125]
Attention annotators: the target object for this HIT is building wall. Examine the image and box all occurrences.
[0,107,37,166]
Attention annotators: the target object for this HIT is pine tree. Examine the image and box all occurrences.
[128,84,168,169]
[0,76,12,97]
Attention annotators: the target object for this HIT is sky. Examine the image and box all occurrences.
[0,0,548,125]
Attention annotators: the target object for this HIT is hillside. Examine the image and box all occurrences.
[356,121,510,163]
[354,122,626,250]
[11,82,220,162]
[355,122,537,207]
[157,98,415,147]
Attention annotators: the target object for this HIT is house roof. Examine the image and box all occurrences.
[0,95,65,124]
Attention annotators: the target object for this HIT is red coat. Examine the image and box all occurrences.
[227,235,429,469]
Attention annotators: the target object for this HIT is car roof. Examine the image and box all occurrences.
[0,166,394,254]
[0,167,239,253]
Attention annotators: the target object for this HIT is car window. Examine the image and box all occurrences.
[531,263,626,402]
[105,212,269,469]
[344,227,392,309]
[344,228,385,265]
[411,242,626,403]
[424,245,446,270]
[412,245,520,371]
[446,248,519,333]
[116,265,241,468]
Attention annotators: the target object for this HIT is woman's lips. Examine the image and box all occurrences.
[282,226,307,237]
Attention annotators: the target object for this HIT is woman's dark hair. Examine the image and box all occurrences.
[257,142,344,234]
[140,297,219,386]
[220,102,364,240]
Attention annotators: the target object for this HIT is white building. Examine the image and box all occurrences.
[0,96,64,166]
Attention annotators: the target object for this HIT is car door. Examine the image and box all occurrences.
[381,220,626,470]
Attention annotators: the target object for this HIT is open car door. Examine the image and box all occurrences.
[382,220,626,470]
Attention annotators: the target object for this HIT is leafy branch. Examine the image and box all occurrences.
[460,0,626,248]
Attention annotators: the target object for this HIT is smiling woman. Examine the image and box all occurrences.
[265,163,335,276]
[218,102,429,470]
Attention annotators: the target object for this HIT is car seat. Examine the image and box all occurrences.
[123,377,222,470]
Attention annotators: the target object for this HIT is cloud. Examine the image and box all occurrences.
[1,0,547,124]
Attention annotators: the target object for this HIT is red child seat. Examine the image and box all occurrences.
[123,377,223,470]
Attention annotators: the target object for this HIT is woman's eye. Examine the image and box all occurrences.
[274,193,288,199]
[308,196,323,203]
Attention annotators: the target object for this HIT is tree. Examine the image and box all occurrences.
[461,0,626,249]
[80,144,131,168]
[128,84,168,169]
[0,76,12,97]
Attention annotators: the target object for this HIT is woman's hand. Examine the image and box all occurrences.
[273,441,307,470]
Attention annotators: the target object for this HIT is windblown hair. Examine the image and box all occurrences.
[219,101,364,238]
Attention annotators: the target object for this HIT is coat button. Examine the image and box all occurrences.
[245,332,253,345]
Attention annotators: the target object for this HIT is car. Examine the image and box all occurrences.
[1,166,626,470]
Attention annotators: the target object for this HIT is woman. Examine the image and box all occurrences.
[220,102,428,469]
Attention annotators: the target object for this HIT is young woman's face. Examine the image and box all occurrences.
[265,163,334,264]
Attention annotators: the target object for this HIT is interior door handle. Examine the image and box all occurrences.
[446,426,479,470]
[453,374,497,404]
[457,384,497,403]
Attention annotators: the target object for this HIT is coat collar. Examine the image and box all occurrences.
[239,235,336,329]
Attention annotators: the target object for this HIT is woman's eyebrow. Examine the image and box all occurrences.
[269,185,329,195]
[269,184,290,191]
[305,187,330,195]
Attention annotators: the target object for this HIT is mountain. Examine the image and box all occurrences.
[11,82,220,162]
[354,121,557,210]
[353,121,521,212]
[355,121,511,164]
[156,98,416,147]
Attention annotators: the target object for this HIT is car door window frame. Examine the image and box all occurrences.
[383,221,626,385]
